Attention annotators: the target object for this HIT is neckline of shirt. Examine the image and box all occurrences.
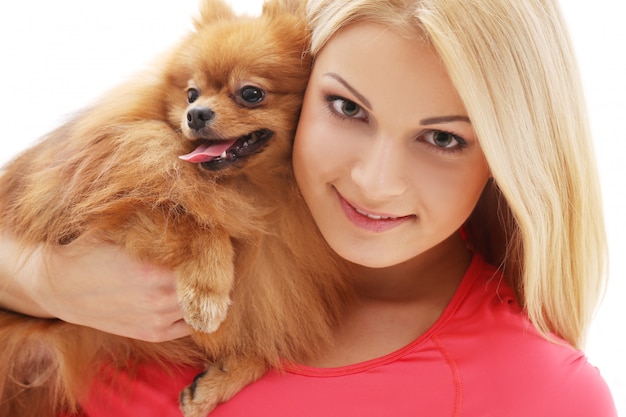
[283,252,487,377]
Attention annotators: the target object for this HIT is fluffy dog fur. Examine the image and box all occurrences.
[0,1,350,416]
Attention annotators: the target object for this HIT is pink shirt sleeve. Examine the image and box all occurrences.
[60,363,201,417]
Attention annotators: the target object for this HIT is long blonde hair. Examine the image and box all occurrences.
[306,0,608,349]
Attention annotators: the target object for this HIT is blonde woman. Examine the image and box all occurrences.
[0,0,616,415]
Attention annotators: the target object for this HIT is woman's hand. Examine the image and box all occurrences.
[0,232,190,342]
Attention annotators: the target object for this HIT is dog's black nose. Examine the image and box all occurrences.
[187,107,215,131]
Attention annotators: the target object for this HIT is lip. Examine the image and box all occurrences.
[335,189,413,233]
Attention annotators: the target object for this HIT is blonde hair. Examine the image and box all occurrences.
[306,0,608,349]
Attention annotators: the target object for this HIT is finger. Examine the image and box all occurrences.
[167,319,193,340]
[136,319,192,343]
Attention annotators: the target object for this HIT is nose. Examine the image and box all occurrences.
[187,106,215,131]
[351,136,408,201]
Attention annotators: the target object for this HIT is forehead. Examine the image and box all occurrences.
[312,22,467,119]
[184,17,310,92]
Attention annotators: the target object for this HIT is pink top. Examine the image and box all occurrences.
[70,253,617,416]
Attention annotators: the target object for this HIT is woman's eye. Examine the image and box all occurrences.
[187,88,200,104]
[330,97,366,119]
[422,130,467,150]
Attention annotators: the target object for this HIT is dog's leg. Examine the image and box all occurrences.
[179,354,268,417]
[176,229,234,333]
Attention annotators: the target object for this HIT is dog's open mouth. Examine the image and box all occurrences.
[179,128,273,171]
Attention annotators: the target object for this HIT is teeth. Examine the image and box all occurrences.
[355,207,394,220]
[211,130,265,162]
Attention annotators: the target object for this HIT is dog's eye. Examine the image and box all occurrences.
[187,88,200,104]
[240,86,265,104]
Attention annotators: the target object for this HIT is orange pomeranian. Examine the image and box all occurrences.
[0,1,350,416]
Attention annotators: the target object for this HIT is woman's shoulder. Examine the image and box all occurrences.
[434,253,617,416]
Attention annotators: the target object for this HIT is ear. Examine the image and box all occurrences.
[194,0,236,29]
[262,0,306,17]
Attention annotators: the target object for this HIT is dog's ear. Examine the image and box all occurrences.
[262,0,306,17]
[194,0,236,29]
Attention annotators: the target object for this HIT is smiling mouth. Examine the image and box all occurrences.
[353,207,401,220]
[179,128,273,171]
[335,189,414,233]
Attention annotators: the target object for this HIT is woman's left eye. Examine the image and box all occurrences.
[421,130,467,151]
[328,96,367,120]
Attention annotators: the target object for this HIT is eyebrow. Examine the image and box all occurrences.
[323,72,372,110]
[420,115,471,125]
[323,72,471,126]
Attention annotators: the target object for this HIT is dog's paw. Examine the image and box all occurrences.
[179,366,224,417]
[180,293,231,333]
[179,357,268,416]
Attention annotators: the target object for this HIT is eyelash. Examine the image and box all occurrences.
[419,130,468,154]
[324,93,468,154]
[324,94,368,122]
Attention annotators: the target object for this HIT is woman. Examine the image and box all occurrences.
[0,0,617,415]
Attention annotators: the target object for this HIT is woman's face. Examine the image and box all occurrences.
[293,22,490,268]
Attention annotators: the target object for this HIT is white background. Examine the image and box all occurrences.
[0,0,623,412]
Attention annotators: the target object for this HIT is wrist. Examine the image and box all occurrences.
[0,233,54,318]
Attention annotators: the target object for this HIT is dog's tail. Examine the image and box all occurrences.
[0,311,94,417]
[0,311,203,417]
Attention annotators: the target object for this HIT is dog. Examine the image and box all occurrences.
[0,1,350,416]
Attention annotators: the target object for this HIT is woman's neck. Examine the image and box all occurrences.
[348,232,471,303]
[306,233,472,368]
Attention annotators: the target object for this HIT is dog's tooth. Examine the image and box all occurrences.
[220,151,227,159]
[242,141,249,148]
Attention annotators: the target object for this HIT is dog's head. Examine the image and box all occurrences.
[164,0,311,174]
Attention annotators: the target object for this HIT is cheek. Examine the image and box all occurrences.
[292,107,318,200]
[292,105,312,181]
[409,155,489,218]
[293,98,340,188]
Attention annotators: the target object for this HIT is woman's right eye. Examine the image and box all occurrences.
[326,95,367,120]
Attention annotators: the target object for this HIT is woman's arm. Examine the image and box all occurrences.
[0,232,190,342]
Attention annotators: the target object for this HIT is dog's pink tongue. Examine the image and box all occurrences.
[179,140,237,163]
